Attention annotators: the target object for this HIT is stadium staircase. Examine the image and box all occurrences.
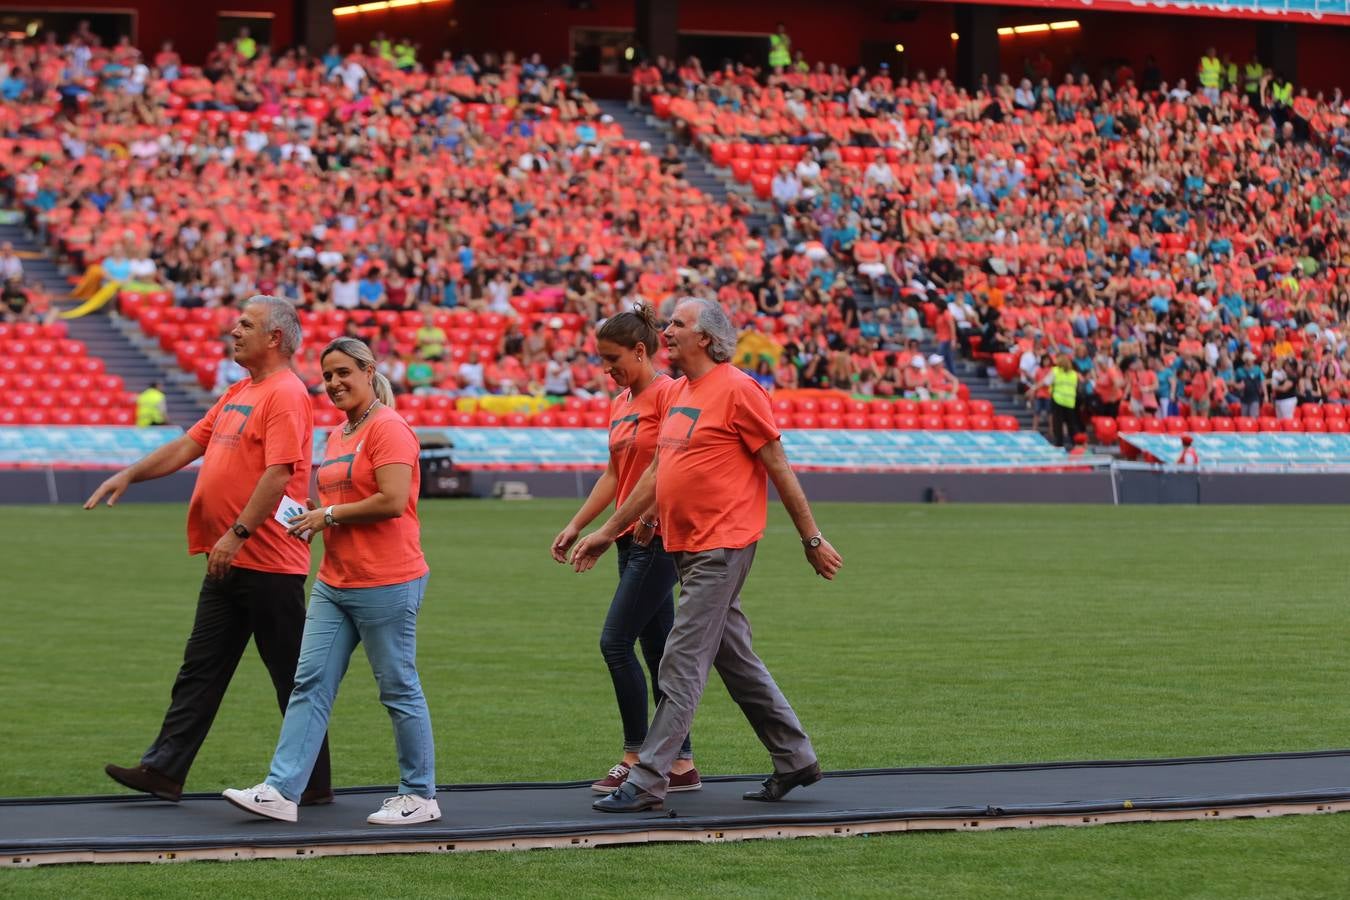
[0,221,208,428]
[597,100,772,236]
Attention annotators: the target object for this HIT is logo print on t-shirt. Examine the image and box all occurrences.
[609,412,640,450]
[659,406,702,450]
[210,403,255,449]
[318,452,356,493]
[221,403,255,434]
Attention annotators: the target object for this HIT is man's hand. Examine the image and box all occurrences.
[207,530,246,579]
[84,470,133,509]
[805,538,843,580]
[570,529,615,573]
[550,524,580,563]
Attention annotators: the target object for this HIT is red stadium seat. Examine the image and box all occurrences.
[1302,417,1326,432]
[1092,416,1119,445]
[1186,417,1212,433]
[844,414,868,429]
[1209,417,1235,432]
[1142,418,1164,434]
[794,414,818,428]
[867,414,893,430]
[1278,418,1304,432]
[920,414,944,430]
[1326,418,1349,433]
[1257,417,1281,432]
[992,415,1019,431]
[1234,417,1258,433]
[1163,416,1188,434]
[1299,404,1324,420]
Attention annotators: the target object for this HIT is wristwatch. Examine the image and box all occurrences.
[231,523,251,540]
[324,505,337,527]
[802,532,823,549]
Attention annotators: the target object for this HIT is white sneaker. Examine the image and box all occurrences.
[222,783,298,823]
[366,793,441,825]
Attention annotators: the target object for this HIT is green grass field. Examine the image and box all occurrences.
[2,501,1349,898]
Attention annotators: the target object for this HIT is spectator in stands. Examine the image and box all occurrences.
[1271,358,1299,419]
[214,342,248,396]
[0,242,22,283]
[414,311,447,361]
[87,296,331,808]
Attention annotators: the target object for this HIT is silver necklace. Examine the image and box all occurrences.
[343,400,379,436]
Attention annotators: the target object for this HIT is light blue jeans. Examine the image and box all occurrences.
[266,574,435,801]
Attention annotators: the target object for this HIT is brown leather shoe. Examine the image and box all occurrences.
[300,788,335,806]
[105,763,182,802]
[742,761,822,802]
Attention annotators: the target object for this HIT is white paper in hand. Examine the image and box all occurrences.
[275,495,312,540]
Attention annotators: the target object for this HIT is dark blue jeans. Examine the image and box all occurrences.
[602,535,691,757]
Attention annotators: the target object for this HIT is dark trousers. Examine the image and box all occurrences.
[140,567,331,791]
[1051,402,1081,447]
[601,536,691,756]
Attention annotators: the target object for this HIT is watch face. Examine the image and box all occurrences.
[808,537,822,548]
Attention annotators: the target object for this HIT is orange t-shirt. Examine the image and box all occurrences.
[655,364,779,553]
[186,370,312,575]
[609,373,672,536]
[314,406,428,589]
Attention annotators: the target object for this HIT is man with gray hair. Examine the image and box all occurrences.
[86,296,332,805]
[573,296,843,812]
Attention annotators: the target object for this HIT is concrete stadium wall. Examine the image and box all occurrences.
[6,468,1349,505]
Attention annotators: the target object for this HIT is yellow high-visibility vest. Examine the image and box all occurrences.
[1272,81,1293,106]
[768,33,791,68]
[1243,62,1264,94]
[1198,56,1221,89]
[136,387,166,427]
[1051,368,1079,408]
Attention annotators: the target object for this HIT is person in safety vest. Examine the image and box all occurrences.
[768,23,792,72]
[1045,353,1082,447]
[136,380,168,427]
[235,27,257,62]
[1197,47,1221,104]
[1242,56,1264,102]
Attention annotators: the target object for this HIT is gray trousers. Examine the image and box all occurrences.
[626,544,816,799]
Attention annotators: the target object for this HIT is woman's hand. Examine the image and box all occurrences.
[287,505,327,542]
[551,524,580,563]
[632,519,656,548]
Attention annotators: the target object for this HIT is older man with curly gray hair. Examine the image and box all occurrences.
[573,296,843,813]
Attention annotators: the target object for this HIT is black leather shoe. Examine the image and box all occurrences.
[742,762,823,802]
[593,782,663,813]
[105,763,183,802]
[300,788,335,806]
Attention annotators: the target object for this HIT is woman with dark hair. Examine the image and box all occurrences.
[550,302,699,795]
[224,336,438,826]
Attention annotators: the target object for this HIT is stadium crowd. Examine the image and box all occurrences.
[636,46,1350,438]
[0,25,1346,443]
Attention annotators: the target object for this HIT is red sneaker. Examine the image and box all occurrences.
[667,767,702,792]
[591,761,632,794]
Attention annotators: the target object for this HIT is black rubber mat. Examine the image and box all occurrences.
[4,751,1349,856]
